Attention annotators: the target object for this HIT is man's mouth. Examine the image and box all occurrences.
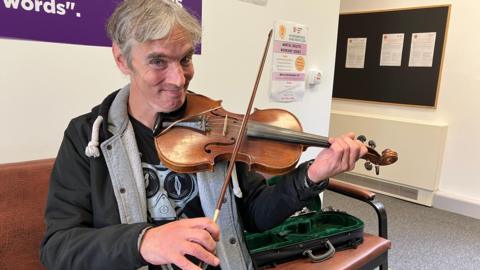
[160,89,182,96]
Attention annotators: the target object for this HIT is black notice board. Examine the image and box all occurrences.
[332,6,450,107]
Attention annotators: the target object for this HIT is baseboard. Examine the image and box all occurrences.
[433,190,480,220]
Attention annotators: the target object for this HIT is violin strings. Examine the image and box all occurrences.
[205,117,243,131]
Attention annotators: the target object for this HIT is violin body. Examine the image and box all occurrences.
[155,93,305,174]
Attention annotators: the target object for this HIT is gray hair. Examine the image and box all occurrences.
[106,0,201,66]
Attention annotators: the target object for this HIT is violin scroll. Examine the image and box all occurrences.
[358,135,398,175]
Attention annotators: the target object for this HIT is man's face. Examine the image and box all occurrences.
[125,26,194,114]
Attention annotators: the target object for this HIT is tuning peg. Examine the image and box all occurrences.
[368,140,376,149]
[357,135,367,143]
[364,161,373,171]
[375,165,380,175]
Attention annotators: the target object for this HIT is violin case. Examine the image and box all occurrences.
[244,177,364,268]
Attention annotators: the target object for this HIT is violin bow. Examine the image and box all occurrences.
[198,30,272,269]
[212,29,273,223]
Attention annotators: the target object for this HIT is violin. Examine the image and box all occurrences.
[154,92,398,176]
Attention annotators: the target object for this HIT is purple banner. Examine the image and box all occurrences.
[0,0,202,48]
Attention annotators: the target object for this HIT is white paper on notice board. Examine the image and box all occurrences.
[345,37,367,69]
[380,33,404,66]
[409,32,436,67]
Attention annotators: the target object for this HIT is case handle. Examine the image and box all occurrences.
[302,240,336,262]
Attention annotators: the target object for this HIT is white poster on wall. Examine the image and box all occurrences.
[345,37,367,69]
[408,32,436,67]
[380,33,404,66]
[270,20,308,102]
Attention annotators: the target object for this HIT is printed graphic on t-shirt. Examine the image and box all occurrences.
[142,162,198,222]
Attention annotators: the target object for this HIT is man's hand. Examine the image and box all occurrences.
[140,217,220,270]
[307,132,368,183]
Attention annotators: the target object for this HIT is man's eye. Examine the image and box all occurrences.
[150,58,167,68]
[181,55,192,66]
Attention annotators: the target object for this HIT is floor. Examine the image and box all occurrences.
[323,190,480,270]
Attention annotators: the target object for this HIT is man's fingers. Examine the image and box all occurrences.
[185,228,217,252]
[171,253,201,270]
[345,136,362,170]
[328,138,343,164]
[346,131,356,140]
[359,140,369,157]
[183,218,220,241]
[336,136,350,170]
[184,242,220,267]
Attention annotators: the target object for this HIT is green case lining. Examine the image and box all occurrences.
[245,176,363,255]
[245,212,364,254]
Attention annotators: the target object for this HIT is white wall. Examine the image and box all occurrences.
[0,41,126,163]
[339,0,480,218]
[0,0,340,166]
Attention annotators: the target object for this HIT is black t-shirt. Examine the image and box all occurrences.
[129,114,220,270]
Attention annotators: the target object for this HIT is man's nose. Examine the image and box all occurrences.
[164,62,185,87]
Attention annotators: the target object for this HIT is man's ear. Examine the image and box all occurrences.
[112,43,131,75]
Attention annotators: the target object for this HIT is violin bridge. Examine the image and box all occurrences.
[223,115,228,136]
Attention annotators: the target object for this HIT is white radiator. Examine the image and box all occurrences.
[329,111,448,206]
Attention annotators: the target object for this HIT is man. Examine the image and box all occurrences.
[40,0,367,270]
